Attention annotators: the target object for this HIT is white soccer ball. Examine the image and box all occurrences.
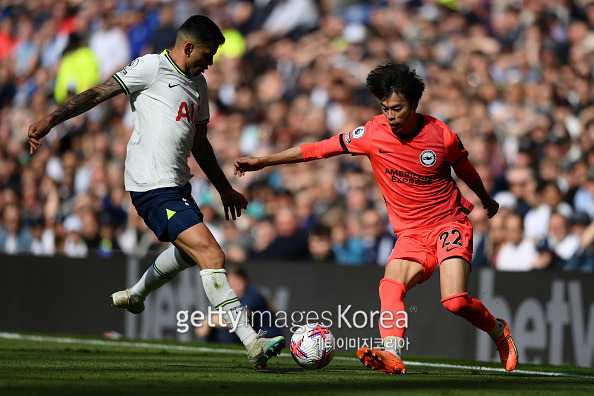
[290,323,335,369]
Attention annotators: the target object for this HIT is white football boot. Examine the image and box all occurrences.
[247,330,285,369]
[110,288,145,314]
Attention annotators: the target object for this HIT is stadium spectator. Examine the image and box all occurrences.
[11,16,39,82]
[149,3,177,54]
[261,0,320,40]
[523,181,572,242]
[545,212,581,269]
[0,203,33,254]
[89,13,131,80]
[329,218,365,265]
[564,211,594,272]
[220,220,253,263]
[117,208,161,258]
[542,182,573,218]
[78,206,101,252]
[248,217,277,257]
[126,6,156,59]
[29,215,55,256]
[505,166,537,218]
[62,214,87,257]
[251,206,309,260]
[573,168,594,219]
[53,32,99,104]
[564,159,589,207]
[0,15,16,61]
[360,209,396,266]
[307,222,335,263]
[486,209,507,267]
[495,212,546,271]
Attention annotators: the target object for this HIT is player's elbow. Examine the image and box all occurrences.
[453,162,479,184]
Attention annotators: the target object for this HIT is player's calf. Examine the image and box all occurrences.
[441,292,496,332]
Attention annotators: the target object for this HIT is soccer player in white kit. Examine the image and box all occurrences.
[27,15,284,369]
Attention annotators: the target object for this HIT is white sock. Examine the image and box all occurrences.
[200,268,257,347]
[383,336,403,360]
[488,319,505,339]
[131,247,193,300]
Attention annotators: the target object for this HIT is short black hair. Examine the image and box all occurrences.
[309,223,331,239]
[177,15,225,46]
[366,63,425,105]
[226,264,248,281]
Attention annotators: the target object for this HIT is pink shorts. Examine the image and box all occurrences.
[388,217,474,283]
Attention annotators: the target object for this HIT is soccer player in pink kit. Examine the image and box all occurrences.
[234,63,518,374]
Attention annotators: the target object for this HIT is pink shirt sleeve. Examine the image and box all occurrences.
[299,125,371,161]
[299,135,346,162]
[453,156,479,183]
[445,131,479,182]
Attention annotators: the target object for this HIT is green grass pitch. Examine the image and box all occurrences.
[1,333,593,395]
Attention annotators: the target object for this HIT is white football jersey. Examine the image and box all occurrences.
[113,50,210,191]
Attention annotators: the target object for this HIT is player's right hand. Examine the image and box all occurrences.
[28,118,52,154]
[234,156,266,177]
[483,198,499,219]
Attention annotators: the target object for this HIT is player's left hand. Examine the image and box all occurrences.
[483,198,499,219]
[220,187,248,221]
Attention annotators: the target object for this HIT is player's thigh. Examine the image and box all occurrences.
[173,222,225,270]
[439,257,470,299]
[384,259,424,291]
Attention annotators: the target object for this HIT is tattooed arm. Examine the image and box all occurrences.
[28,77,124,154]
[192,124,247,220]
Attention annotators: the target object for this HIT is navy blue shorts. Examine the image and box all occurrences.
[130,183,203,243]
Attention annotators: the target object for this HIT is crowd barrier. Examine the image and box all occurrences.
[2,254,592,367]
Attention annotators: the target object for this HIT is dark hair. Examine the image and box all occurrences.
[366,63,425,105]
[177,15,225,46]
[226,264,248,281]
[309,223,331,239]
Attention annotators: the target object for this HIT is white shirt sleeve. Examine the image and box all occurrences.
[196,75,210,125]
[113,54,159,95]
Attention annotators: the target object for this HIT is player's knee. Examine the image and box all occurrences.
[176,247,197,267]
[441,292,471,316]
[199,246,225,270]
[212,249,225,269]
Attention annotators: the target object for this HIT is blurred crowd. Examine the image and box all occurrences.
[0,0,593,271]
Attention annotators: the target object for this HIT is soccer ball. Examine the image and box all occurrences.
[290,323,335,369]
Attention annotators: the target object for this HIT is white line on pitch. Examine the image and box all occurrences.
[1,332,592,379]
